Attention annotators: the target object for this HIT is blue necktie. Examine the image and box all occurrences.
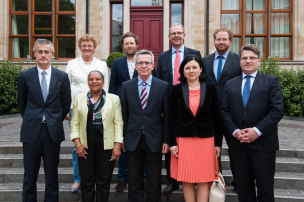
[41,71,47,102]
[217,56,223,82]
[243,75,251,108]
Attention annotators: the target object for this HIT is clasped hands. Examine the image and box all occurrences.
[235,128,259,143]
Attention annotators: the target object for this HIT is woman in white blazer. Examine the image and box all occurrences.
[65,34,109,193]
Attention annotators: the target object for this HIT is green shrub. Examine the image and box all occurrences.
[0,59,23,115]
[259,58,304,117]
[106,52,125,69]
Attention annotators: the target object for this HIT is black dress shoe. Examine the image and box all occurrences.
[163,184,179,193]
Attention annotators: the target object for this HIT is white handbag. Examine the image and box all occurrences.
[209,156,227,202]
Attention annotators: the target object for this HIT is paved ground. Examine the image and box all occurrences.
[0,115,304,150]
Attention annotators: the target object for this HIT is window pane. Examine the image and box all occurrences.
[34,15,52,34]
[35,0,52,12]
[171,3,182,24]
[112,4,123,53]
[246,37,265,57]
[271,13,290,34]
[271,37,290,58]
[11,38,29,58]
[58,15,75,34]
[11,15,28,35]
[230,37,240,54]
[58,38,75,58]
[246,13,265,34]
[59,0,75,11]
[221,14,240,34]
[222,0,239,10]
[273,0,289,9]
[131,0,162,6]
[12,0,28,11]
[246,0,265,10]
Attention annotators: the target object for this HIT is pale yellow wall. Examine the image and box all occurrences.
[0,1,9,60]
[75,0,87,58]
[293,0,304,60]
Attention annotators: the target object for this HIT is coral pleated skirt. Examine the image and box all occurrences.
[170,136,215,183]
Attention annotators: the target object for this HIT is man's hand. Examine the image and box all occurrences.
[162,143,169,154]
[122,142,126,152]
[170,146,179,157]
[241,128,259,143]
[234,129,245,141]
[65,113,70,120]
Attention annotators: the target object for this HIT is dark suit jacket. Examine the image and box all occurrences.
[168,82,222,147]
[109,56,156,98]
[221,71,284,152]
[156,47,201,89]
[17,66,71,144]
[121,76,170,153]
[202,51,242,109]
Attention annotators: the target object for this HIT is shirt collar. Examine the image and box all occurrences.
[172,45,185,54]
[138,75,152,86]
[37,65,52,75]
[242,70,258,79]
[215,50,230,60]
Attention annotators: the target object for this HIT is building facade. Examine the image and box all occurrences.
[1,0,304,69]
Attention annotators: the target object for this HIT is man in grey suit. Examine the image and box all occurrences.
[202,27,242,189]
[121,49,170,202]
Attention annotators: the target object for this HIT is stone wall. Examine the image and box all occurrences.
[0,1,9,60]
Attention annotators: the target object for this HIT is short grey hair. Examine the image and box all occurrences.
[33,39,54,53]
[240,44,261,58]
[169,23,184,34]
[134,49,154,64]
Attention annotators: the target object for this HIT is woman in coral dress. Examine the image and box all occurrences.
[169,54,222,202]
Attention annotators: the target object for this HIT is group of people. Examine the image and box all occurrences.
[17,22,284,202]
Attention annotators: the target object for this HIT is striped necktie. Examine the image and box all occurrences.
[140,82,147,112]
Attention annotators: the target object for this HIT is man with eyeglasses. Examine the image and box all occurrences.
[17,39,71,202]
[202,27,242,191]
[221,44,284,202]
[121,49,170,202]
[156,23,201,193]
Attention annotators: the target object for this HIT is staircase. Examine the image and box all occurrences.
[0,117,304,201]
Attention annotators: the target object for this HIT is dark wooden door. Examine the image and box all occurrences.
[130,7,163,70]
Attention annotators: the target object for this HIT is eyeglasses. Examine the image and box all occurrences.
[81,45,94,48]
[136,61,153,66]
[35,50,52,55]
[170,32,184,36]
[241,57,259,61]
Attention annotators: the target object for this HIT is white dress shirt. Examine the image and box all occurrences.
[37,66,52,94]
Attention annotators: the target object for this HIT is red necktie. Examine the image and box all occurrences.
[174,50,181,85]
[140,82,147,112]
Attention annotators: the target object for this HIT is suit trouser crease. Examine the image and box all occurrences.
[23,123,60,202]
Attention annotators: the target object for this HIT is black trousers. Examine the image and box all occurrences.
[231,149,276,202]
[78,134,115,202]
[127,135,162,202]
[22,123,60,202]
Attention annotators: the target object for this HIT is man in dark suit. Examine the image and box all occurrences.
[221,44,284,202]
[17,39,71,202]
[121,49,170,202]
[202,27,242,189]
[156,23,201,193]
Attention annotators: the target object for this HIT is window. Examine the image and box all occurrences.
[131,0,162,6]
[9,0,76,60]
[110,3,123,53]
[170,2,184,25]
[221,0,292,59]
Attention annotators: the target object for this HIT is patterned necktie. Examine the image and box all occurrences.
[140,82,147,112]
[41,71,47,102]
[217,56,223,82]
[174,50,181,85]
[243,75,251,108]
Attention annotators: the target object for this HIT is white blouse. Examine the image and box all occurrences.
[66,56,109,108]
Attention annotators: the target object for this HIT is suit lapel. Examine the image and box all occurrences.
[219,51,235,83]
[196,82,206,115]
[235,76,243,108]
[182,82,194,117]
[46,67,58,104]
[33,67,44,103]
[208,53,217,84]
[132,77,142,112]
[76,57,91,74]
[166,50,173,82]
[184,47,190,59]
[144,77,157,112]
[246,72,262,108]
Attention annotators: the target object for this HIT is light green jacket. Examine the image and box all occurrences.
[70,93,123,150]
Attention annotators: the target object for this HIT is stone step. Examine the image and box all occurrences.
[0,168,303,190]
[1,143,303,158]
[0,183,303,202]
[1,154,304,173]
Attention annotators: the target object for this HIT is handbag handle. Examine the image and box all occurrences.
[214,155,220,179]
